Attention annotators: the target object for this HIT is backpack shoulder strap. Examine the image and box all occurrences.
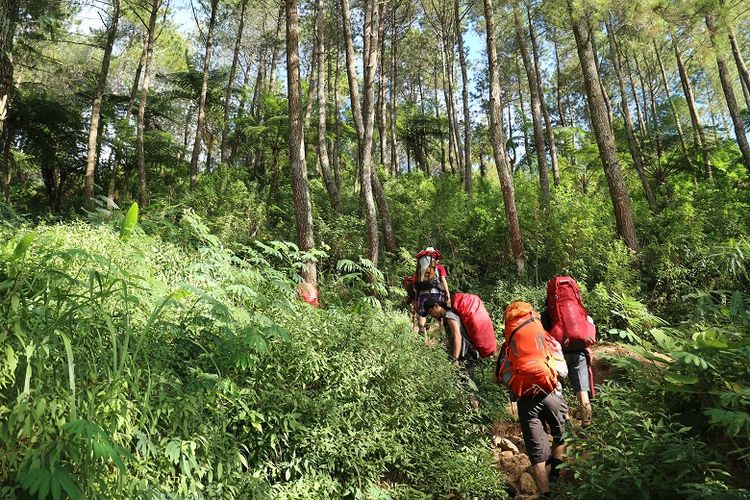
[506,316,537,347]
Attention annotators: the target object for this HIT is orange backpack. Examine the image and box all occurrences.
[497,302,558,398]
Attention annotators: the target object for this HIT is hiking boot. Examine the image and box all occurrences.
[547,457,563,482]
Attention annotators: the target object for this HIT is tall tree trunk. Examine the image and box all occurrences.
[389,10,399,176]
[342,0,380,265]
[552,27,567,128]
[607,21,656,213]
[446,39,464,177]
[2,125,11,204]
[268,4,285,93]
[376,11,387,167]
[286,0,317,284]
[515,57,532,173]
[482,0,526,275]
[372,170,396,251]
[189,0,218,190]
[590,29,614,126]
[653,41,692,169]
[84,0,120,208]
[221,0,247,164]
[332,47,342,188]
[315,0,340,213]
[439,41,460,175]
[706,14,750,174]
[455,0,472,195]
[136,0,161,207]
[728,27,750,111]
[671,33,712,179]
[639,53,662,162]
[0,0,18,137]
[229,62,251,163]
[570,4,639,253]
[624,51,647,135]
[513,3,549,202]
[527,3,559,188]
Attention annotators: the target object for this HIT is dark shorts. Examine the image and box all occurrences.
[564,351,591,394]
[417,291,445,317]
[518,392,568,465]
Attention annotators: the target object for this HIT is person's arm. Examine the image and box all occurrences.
[441,275,451,306]
[446,317,462,363]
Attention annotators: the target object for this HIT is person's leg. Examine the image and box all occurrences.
[542,392,569,482]
[518,396,552,494]
[565,351,592,424]
[577,390,592,426]
[416,294,428,336]
[532,461,551,494]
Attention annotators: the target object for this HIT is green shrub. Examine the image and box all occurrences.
[0,216,507,498]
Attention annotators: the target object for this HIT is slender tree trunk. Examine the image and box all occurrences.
[315,0,340,213]
[624,52,647,135]
[706,14,750,174]
[482,0,526,275]
[389,13,399,175]
[377,11,387,167]
[190,0,218,190]
[654,41,692,169]
[639,54,662,161]
[332,47,342,188]
[342,0,380,265]
[607,21,656,213]
[515,57,532,173]
[570,4,639,253]
[671,33,711,179]
[552,28,567,128]
[455,0,472,195]
[372,170,396,251]
[229,62,251,163]
[268,4,284,93]
[527,3,559,188]
[439,41,459,175]
[513,3,549,203]
[590,29,614,126]
[0,0,19,137]
[221,0,247,164]
[446,39,464,177]
[136,0,161,207]
[286,0,317,284]
[2,125,11,204]
[84,0,120,208]
[728,27,750,111]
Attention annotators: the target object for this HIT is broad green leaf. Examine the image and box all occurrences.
[120,202,139,240]
[13,231,36,259]
[664,373,699,385]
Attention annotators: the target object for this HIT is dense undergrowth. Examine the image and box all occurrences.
[0,216,504,498]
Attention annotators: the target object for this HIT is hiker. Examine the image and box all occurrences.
[413,247,450,337]
[424,292,497,369]
[496,302,568,496]
[423,298,479,372]
[543,276,597,426]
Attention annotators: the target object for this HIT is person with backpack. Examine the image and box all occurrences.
[423,292,497,372]
[496,302,569,497]
[542,276,597,426]
[413,247,451,337]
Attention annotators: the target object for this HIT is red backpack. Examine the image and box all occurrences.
[451,293,497,358]
[546,276,596,350]
[497,302,557,397]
